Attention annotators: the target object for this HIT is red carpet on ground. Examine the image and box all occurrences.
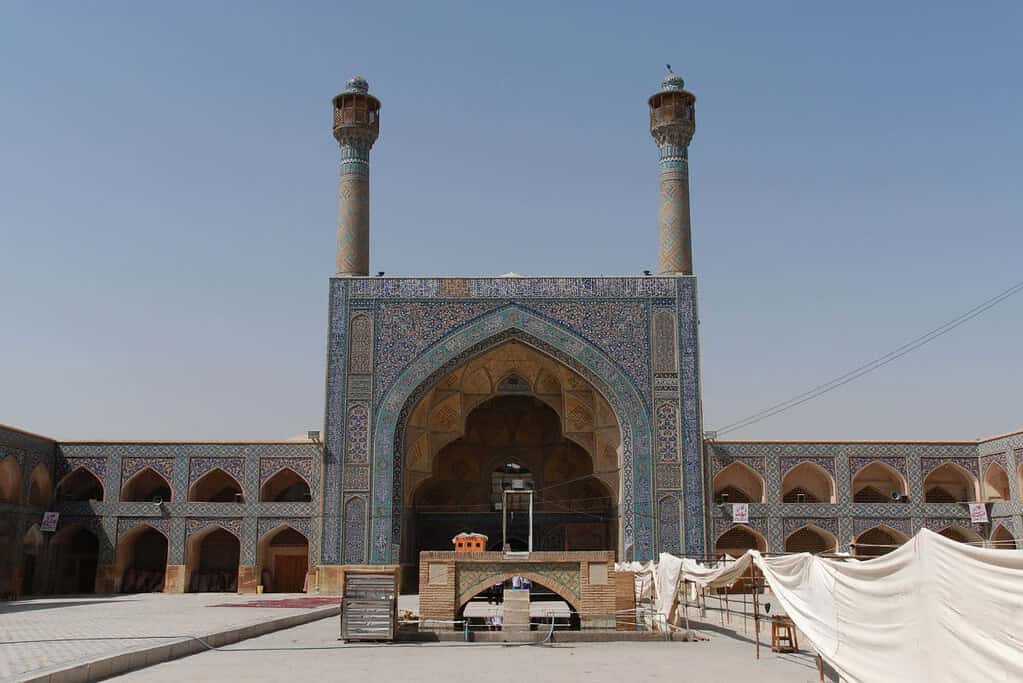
[210,597,339,608]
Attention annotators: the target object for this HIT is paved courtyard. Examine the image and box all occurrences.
[0,593,337,682]
[107,615,833,683]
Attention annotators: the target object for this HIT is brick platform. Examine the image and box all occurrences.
[417,551,616,630]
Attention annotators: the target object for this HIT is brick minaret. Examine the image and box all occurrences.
[649,70,696,275]
[332,76,380,276]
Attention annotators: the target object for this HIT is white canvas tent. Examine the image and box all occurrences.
[652,528,1023,682]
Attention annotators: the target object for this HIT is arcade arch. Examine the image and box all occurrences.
[923,463,977,503]
[56,467,104,502]
[983,463,1010,502]
[784,525,837,554]
[189,468,243,503]
[991,524,1017,550]
[260,468,311,502]
[121,468,172,503]
[186,526,239,592]
[938,525,983,545]
[781,462,834,503]
[115,525,168,592]
[27,464,52,506]
[401,341,622,575]
[852,525,908,558]
[0,455,21,503]
[712,462,764,504]
[852,461,907,503]
[714,525,766,557]
[21,524,46,595]
[48,526,99,593]
[257,525,309,593]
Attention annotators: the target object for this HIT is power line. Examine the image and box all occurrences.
[713,277,1023,437]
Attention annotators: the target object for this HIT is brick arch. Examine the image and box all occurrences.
[56,466,105,502]
[0,454,22,503]
[784,524,837,554]
[712,461,765,503]
[120,466,173,502]
[259,466,311,502]
[851,460,908,501]
[456,571,579,613]
[371,305,659,563]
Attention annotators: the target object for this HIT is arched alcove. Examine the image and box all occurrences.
[0,521,16,596]
[712,462,764,504]
[784,526,837,554]
[852,461,907,503]
[938,525,983,545]
[48,526,99,593]
[257,526,309,593]
[991,524,1017,550]
[714,525,767,557]
[853,526,908,558]
[21,525,46,595]
[189,468,243,503]
[27,464,52,506]
[56,467,104,502]
[115,525,168,592]
[260,468,311,503]
[923,463,977,503]
[781,462,834,503]
[121,468,172,502]
[0,455,22,503]
[983,463,1010,502]
[186,527,240,592]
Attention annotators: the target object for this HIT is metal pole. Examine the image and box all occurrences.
[752,564,760,660]
[528,490,533,553]
[502,491,508,551]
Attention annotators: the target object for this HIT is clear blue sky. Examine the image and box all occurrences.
[2,2,1020,441]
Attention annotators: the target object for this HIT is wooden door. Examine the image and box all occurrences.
[274,555,307,593]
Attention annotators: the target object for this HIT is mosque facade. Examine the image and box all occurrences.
[1,74,1020,599]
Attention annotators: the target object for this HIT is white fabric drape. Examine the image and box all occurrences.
[750,529,1023,683]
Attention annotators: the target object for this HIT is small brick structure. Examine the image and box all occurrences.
[418,550,616,630]
[452,532,488,552]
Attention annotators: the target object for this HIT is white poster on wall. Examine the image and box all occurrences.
[41,511,60,532]
[732,503,749,524]
[969,502,988,524]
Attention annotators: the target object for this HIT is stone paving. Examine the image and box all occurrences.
[0,593,337,682]
[107,615,835,683]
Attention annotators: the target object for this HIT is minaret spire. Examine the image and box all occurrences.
[332,76,380,276]
[649,69,696,275]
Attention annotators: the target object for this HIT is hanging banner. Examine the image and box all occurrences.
[732,502,749,524]
[969,502,988,524]
[41,511,60,532]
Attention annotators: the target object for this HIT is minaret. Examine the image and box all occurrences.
[332,76,380,276]
[649,70,696,275]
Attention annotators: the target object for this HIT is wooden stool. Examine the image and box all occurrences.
[770,615,799,653]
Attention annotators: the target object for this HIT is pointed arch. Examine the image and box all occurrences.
[924,462,977,503]
[257,523,309,593]
[121,467,173,503]
[784,525,837,554]
[27,463,52,506]
[115,524,168,593]
[983,463,1010,502]
[457,572,580,614]
[48,524,99,593]
[371,305,657,563]
[56,466,104,502]
[991,523,1017,550]
[260,467,311,502]
[853,525,909,558]
[185,525,240,592]
[714,525,767,557]
[0,455,21,503]
[852,461,907,503]
[189,467,243,503]
[20,524,45,596]
[938,524,984,545]
[781,462,835,503]
[712,462,765,504]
